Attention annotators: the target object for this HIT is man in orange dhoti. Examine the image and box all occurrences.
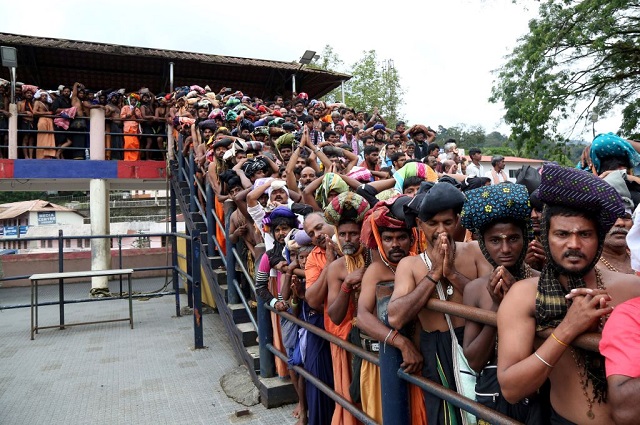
[121,93,142,161]
[324,192,371,425]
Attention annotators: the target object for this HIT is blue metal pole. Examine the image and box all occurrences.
[255,245,275,377]
[58,229,65,329]
[225,206,240,305]
[377,281,410,425]
[205,182,215,258]
[191,229,204,349]
[185,226,193,309]
[177,134,185,183]
[171,184,180,317]
[189,152,196,214]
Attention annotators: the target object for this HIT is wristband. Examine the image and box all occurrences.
[290,298,299,307]
[269,298,277,308]
[341,283,352,294]
[534,351,554,368]
[425,274,438,285]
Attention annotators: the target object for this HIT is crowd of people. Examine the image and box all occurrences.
[168,86,640,425]
[7,74,640,424]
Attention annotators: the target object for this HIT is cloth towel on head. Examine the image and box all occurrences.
[590,132,640,174]
[393,162,438,193]
[537,163,625,234]
[315,173,349,208]
[21,84,38,94]
[603,170,634,213]
[324,191,370,227]
[347,166,373,183]
[417,181,466,223]
[460,183,532,234]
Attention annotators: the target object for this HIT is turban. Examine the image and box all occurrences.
[602,170,635,213]
[239,119,255,133]
[361,195,412,250]
[324,191,370,227]
[21,84,38,94]
[263,206,299,234]
[198,119,218,132]
[268,117,285,127]
[274,133,295,150]
[315,173,349,208]
[347,166,373,183]
[417,181,465,223]
[225,97,240,108]
[212,137,234,150]
[34,89,52,103]
[242,157,268,178]
[209,109,225,120]
[460,183,532,234]
[226,110,238,122]
[245,141,265,153]
[393,162,438,193]
[590,132,640,174]
[106,91,120,102]
[254,126,269,136]
[538,163,625,235]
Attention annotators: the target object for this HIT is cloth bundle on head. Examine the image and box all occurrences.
[254,126,269,136]
[226,110,238,122]
[106,91,120,102]
[266,180,289,198]
[198,119,217,132]
[461,176,491,192]
[34,89,52,103]
[245,141,264,153]
[461,184,532,274]
[461,183,532,235]
[393,162,438,193]
[361,196,417,264]
[294,229,313,247]
[263,205,299,234]
[590,132,640,174]
[315,173,349,208]
[242,157,268,178]
[21,84,38,94]
[537,163,625,235]
[602,170,634,214]
[209,109,225,120]
[347,166,373,183]
[226,97,240,108]
[274,133,295,150]
[417,181,466,223]
[324,192,370,227]
[213,137,234,150]
[268,117,285,127]
[239,119,255,133]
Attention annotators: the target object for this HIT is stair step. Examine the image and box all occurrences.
[236,322,258,347]
[208,256,224,269]
[213,268,227,282]
[246,345,260,371]
[219,284,228,303]
[229,303,250,324]
[259,376,298,408]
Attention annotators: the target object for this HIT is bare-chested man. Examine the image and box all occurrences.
[497,164,640,424]
[387,181,492,425]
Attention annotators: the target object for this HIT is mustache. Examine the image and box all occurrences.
[609,228,629,236]
[563,250,586,259]
[389,249,406,256]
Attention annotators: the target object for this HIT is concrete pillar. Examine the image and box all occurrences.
[8,103,17,159]
[90,179,111,295]
[89,108,105,160]
[167,124,175,160]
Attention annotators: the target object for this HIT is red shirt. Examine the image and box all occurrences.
[600,296,640,377]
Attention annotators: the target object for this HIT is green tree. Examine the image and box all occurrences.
[312,46,405,126]
[491,0,640,155]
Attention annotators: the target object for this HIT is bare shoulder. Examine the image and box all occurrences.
[397,254,425,272]
[457,241,492,275]
[600,269,640,306]
[500,277,538,316]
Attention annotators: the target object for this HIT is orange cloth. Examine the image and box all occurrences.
[214,196,226,255]
[410,383,428,425]
[121,105,141,161]
[36,117,56,159]
[305,246,326,288]
[360,359,382,423]
[330,343,358,425]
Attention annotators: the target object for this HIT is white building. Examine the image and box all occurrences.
[478,155,545,183]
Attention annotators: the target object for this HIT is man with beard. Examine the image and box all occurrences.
[497,164,640,424]
[485,155,508,185]
[387,181,493,425]
[274,133,294,166]
[460,184,543,422]
[356,196,426,425]
[303,211,337,425]
[323,192,371,425]
[599,170,635,274]
[18,85,36,159]
[120,93,143,161]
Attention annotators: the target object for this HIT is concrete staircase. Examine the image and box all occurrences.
[170,161,296,408]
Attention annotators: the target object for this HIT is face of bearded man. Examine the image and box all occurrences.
[604,216,632,249]
[337,221,361,256]
[547,214,599,277]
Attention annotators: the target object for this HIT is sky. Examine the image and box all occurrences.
[2,0,611,139]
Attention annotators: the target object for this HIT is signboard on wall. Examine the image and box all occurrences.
[37,211,56,225]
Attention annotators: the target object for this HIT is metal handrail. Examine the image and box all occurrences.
[231,247,257,297]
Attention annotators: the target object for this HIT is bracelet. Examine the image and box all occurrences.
[389,330,399,345]
[290,298,299,307]
[534,351,554,368]
[425,274,438,285]
[341,283,352,294]
[383,329,395,353]
[551,333,569,347]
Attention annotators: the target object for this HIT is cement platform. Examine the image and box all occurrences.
[0,291,296,425]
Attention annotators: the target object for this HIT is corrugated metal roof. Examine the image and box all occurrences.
[0,200,79,220]
[0,33,350,100]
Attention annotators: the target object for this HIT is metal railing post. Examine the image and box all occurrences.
[191,229,204,349]
[377,281,409,425]
[225,203,240,305]
[189,152,196,213]
[255,243,275,377]
[185,227,193,308]
[118,235,123,299]
[58,230,65,329]
[171,184,180,317]
[205,182,215,258]
[177,134,185,183]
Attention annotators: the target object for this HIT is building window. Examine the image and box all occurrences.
[77,239,82,248]
[65,239,71,248]
[40,240,46,248]
[509,169,518,179]
[47,240,53,248]
[84,239,90,248]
